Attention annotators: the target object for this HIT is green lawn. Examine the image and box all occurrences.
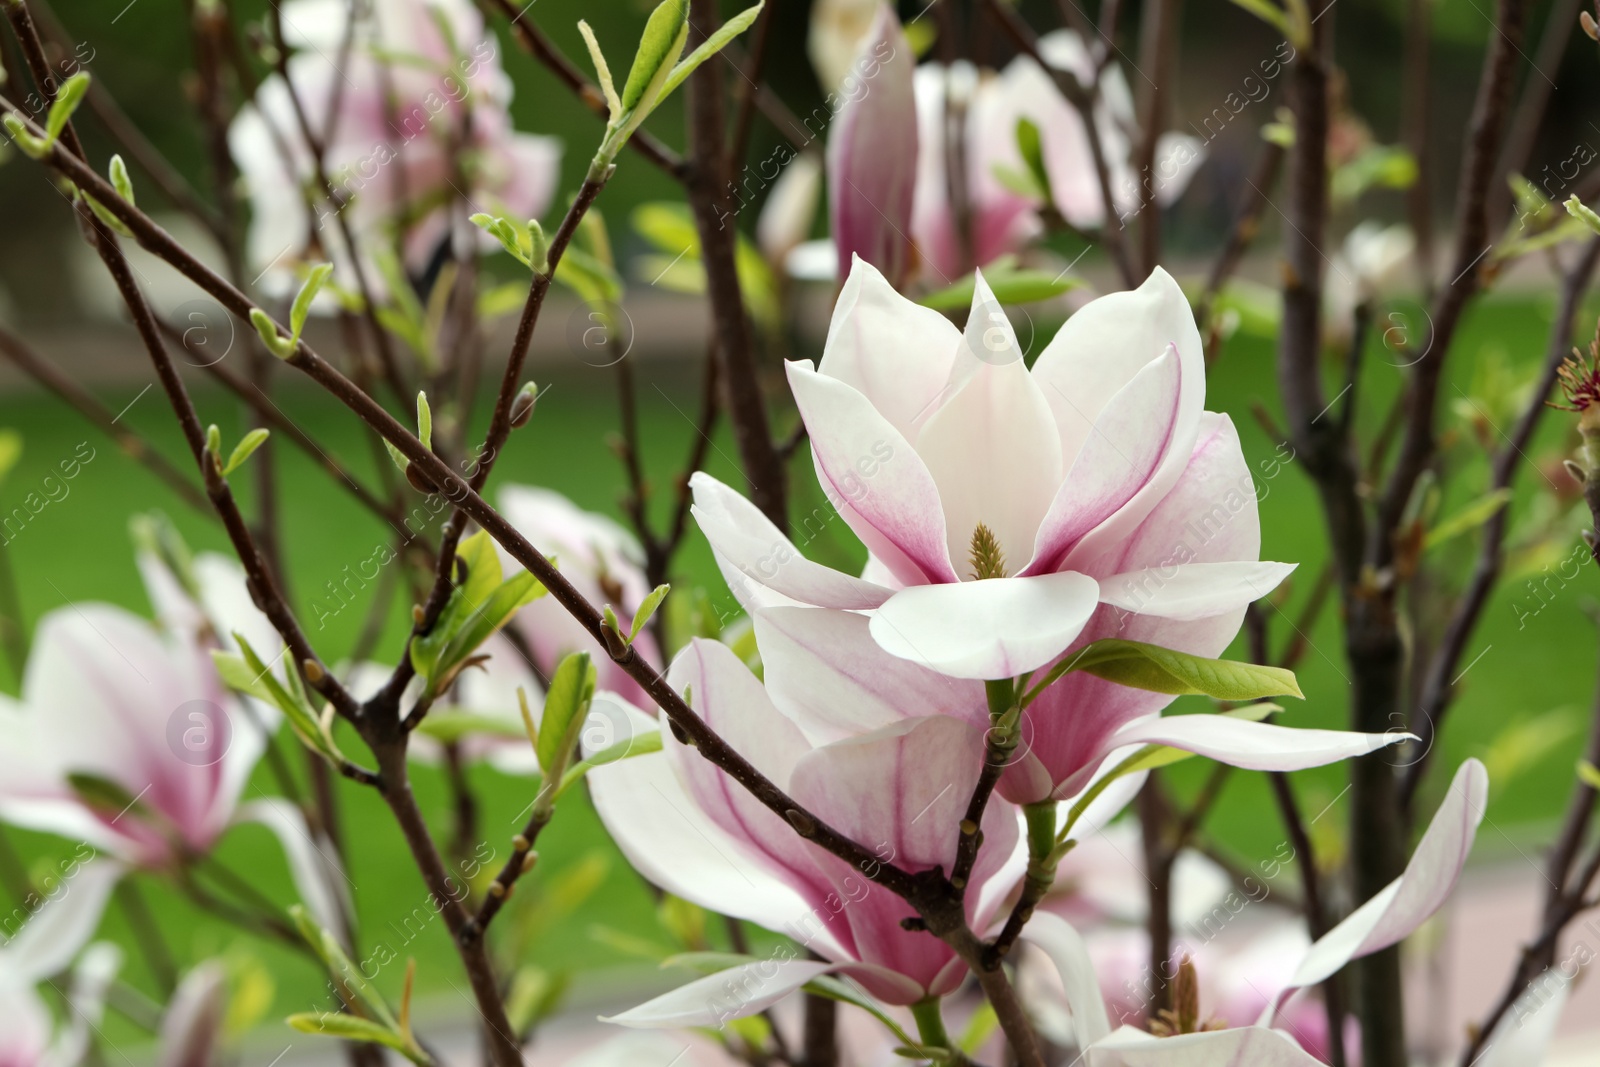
[2,290,1595,1047]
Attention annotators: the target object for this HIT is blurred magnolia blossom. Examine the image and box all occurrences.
[228,0,561,296]
[691,260,1399,804]
[1324,222,1416,349]
[815,3,1203,284]
[0,943,119,1067]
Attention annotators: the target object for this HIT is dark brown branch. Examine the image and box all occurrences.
[1401,237,1600,810]
[1130,0,1181,275]
[1490,0,1584,232]
[1376,0,1527,563]
[684,0,788,530]
[1198,141,1286,347]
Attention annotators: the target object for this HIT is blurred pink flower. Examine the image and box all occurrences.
[496,485,662,708]
[228,0,561,295]
[826,4,918,286]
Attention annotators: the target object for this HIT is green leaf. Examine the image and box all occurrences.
[622,0,689,112]
[232,636,342,763]
[83,193,132,237]
[630,584,670,643]
[0,430,23,486]
[3,114,49,160]
[45,72,90,143]
[1579,759,1600,791]
[416,392,433,450]
[223,428,270,476]
[1226,0,1292,37]
[1566,196,1600,236]
[577,21,621,120]
[211,650,274,703]
[288,906,401,1032]
[1015,118,1051,204]
[108,154,135,204]
[249,308,295,359]
[66,771,145,819]
[413,711,529,744]
[633,201,702,257]
[1026,639,1303,705]
[205,423,223,462]
[285,1014,427,1065]
[656,2,763,103]
[290,263,334,341]
[536,652,596,778]
[469,212,532,268]
[1425,488,1512,550]
[558,730,664,797]
[920,266,1080,311]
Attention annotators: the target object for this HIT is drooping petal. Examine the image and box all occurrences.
[690,472,891,611]
[0,857,124,980]
[1107,715,1406,775]
[755,606,987,744]
[826,5,918,285]
[236,798,350,939]
[788,361,958,585]
[1021,912,1112,1048]
[157,962,228,1067]
[916,274,1063,567]
[818,256,963,441]
[601,959,839,1029]
[869,572,1099,680]
[1097,561,1297,621]
[1281,758,1489,993]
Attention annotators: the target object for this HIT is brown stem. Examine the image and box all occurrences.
[1401,237,1600,809]
[1130,0,1181,275]
[684,0,788,531]
[1197,140,1285,345]
[370,738,522,1067]
[1401,0,1435,295]
[801,992,838,1067]
[1268,772,1347,1067]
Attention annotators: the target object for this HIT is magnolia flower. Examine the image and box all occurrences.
[1325,222,1415,348]
[692,260,1402,803]
[228,0,561,294]
[1023,760,1488,1064]
[496,486,662,707]
[757,152,824,271]
[809,0,883,94]
[827,5,918,285]
[0,603,265,868]
[0,943,119,1067]
[589,639,1025,1018]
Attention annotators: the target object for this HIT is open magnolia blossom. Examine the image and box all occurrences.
[1021,759,1488,1063]
[588,639,1026,1016]
[496,485,663,707]
[228,0,561,294]
[691,259,1397,803]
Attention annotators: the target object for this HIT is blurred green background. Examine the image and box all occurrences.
[3,0,1600,1054]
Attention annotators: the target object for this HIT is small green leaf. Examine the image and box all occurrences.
[1015,118,1051,204]
[0,430,23,486]
[623,0,689,112]
[284,1014,427,1065]
[1567,196,1600,236]
[470,212,531,267]
[383,438,410,476]
[83,193,132,237]
[223,428,270,476]
[66,771,145,819]
[1425,488,1512,550]
[290,263,334,340]
[1026,639,1302,705]
[920,266,1080,311]
[3,115,49,160]
[630,584,670,643]
[558,730,663,796]
[577,21,621,119]
[656,2,763,103]
[414,711,529,744]
[536,652,596,778]
[1579,759,1600,791]
[45,72,91,143]
[249,308,295,359]
[527,219,550,274]
[232,636,343,763]
[205,423,223,462]
[109,154,135,204]
[416,391,433,450]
